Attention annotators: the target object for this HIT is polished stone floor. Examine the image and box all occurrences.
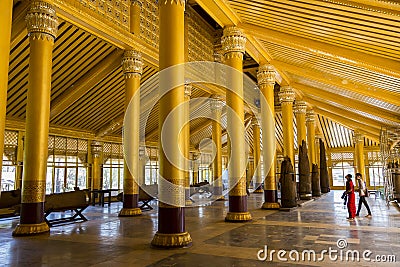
[0,191,399,266]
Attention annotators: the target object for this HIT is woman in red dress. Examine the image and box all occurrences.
[345,174,356,221]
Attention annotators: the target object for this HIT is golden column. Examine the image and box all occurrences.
[210,95,224,200]
[184,82,192,206]
[258,64,279,209]
[192,153,199,184]
[354,131,366,178]
[13,1,58,236]
[279,86,296,164]
[306,110,316,168]
[222,26,251,222]
[130,0,141,35]
[295,101,307,147]
[151,0,192,248]
[0,0,13,193]
[183,8,192,206]
[91,141,102,191]
[119,50,143,217]
[138,146,147,186]
[252,116,263,193]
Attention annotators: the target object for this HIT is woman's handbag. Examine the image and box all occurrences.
[365,184,370,197]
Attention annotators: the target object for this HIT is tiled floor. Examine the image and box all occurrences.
[0,191,399,266]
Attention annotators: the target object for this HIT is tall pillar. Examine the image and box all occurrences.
[13,1,58,236]
[252,116,263,193]
[279,86,296,164]
[151,0,192,248]
[119,50,143,217]
[354,131,366,178]
[192,153,199,184]
[0,0,13,194]
[130,0,141,35]
[306,110,316,168]
[91,141,102,191]
[138,146,147,185]
[257,64,279,209]
[184,83,192,206]
[210,95,224,200]
[222,26,251,222]
[295,101,307,147]
[16,132,24,189]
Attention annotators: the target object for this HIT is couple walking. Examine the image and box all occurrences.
[345,173,372,221]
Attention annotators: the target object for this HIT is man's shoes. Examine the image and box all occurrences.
[365,214,372,218]
[347,217,355,221]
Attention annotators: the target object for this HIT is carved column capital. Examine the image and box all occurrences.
[210,95,223,112]
[353,131,364,144]
[257,64,276,86]
[213,51,223,63]
[159,0,185,6]
[25,1,59,41]
[130,0,143,7]
[306,110,316,123]
[278,86,295,104]
[294,101,307,114]
[184,82,192,98]
[122,50,143,78]
[91,141,103,158]
[251,116,260,127]
[139,146,147,159]
[221,26,246,56]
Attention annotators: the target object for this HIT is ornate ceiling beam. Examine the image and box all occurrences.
[194,0,240,26]
[239,23,400,79]
[50,49,124,120]
[333,0,400,14]
[52,0,158,67]
[271,60,400,107]
[293,83,400,124]
[245,36,289,85]
[313,108,380,142]
[95,113,124,137]
[305,97,383,130]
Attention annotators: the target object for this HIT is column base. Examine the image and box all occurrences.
[225,211,252,222]
[253,188,263,193]
[299,194,313,200]
[151,231,192,248]
[12,222,50,236]
[261,202,281,209]
[118,207,142,217]
[185,199,193,206]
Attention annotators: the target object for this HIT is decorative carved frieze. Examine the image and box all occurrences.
[25,1,59,41]
[295,101,307,114]
[306,110,316,123]
[278,86,295,104]
[122,50,143,78]
[184,82,192,98]
[221,26,246,55]
[210,95,223,112]
[257,64,276,86]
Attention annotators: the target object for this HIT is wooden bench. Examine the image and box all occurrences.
[44,190,89,227]
[0,189,21,218]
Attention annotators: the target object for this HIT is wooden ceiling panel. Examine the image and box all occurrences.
[260,40,400,94]
[227,0,400,59]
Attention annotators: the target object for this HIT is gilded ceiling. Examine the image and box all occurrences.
[7,0,399,152]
